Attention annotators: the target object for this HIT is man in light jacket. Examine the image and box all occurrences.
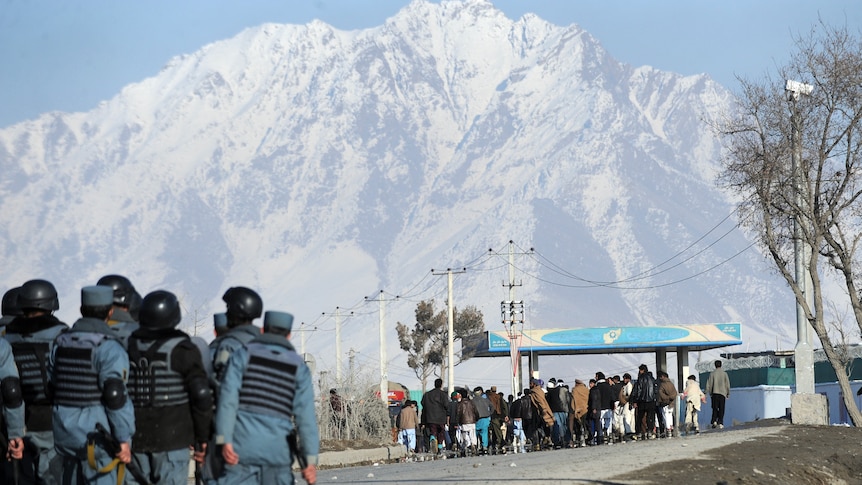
[706,360,730,428]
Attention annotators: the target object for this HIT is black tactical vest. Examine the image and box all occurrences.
[52,332,108,407]
[238,341,302,420]
[127,336,189,408]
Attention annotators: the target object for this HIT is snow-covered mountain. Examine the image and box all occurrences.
[0,0,792,391]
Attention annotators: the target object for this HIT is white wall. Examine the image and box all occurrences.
[680,381,862,428]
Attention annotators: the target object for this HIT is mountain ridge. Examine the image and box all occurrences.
[0,0,790,389]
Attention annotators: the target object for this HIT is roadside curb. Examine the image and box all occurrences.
[318,444,406,468]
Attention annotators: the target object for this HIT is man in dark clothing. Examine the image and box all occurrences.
[486,386,508,454]
[127,290,213,483]
[587,379,600,445]
[594,372,614,444]
[420,378,448,454]
[547,378,571,448]
[517,389,537,451]
[447,392,461,452]
[471,387,493,454]
[657,371,678,438]
[631,364,658,440]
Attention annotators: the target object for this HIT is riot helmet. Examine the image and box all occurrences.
[222,286,262,321]
[2,287,22,316]
[139,290,182,330]
[96,274,136,307]
[18,279,59,312]
[128,289,143,321]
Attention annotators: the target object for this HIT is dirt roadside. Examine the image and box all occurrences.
[613,419,862,484]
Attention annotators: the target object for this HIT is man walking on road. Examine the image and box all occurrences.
[707,360,730,429]
[420,378,448,455]
[631,364,657,440]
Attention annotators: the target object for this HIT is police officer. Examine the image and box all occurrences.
[207,291,262,484]
[215,311,318,485]
[127,290,213,484]
[96,274,141,347]
[209,287,263,386]
[50,285,134,485]
[4,279,68,484]
[1,335,26,479]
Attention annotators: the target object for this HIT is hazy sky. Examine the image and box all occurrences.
[0,0,859,128]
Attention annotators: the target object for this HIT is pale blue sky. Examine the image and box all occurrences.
[0,0,859,128]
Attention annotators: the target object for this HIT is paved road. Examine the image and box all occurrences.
[312,425,786,484]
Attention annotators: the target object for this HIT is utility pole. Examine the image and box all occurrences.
[786,79,815,396]
[322,307,353,385]
[432,267,466,397]
[366,291,395,405]
[786,79,828,425]
[498,241,532,395]
[300,322,306,356]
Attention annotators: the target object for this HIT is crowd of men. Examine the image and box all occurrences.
[399,363,724,457]
[0,277,318,485]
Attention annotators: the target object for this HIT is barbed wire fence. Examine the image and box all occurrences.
[694,345,862,374]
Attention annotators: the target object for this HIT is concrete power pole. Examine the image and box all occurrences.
[500,241,531,395]
[786,79,815,396]
[300,322,306,356]
[786,79,827,425]
[322,307,353,386]
[433,268,466,397]
[366,291,391,405]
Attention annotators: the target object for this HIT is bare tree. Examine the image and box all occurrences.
[395,300,485,391]
[717,21,862,425]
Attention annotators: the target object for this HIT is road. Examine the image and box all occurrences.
[310,424,785,484]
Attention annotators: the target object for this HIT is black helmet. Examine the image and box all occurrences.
[139,290,181,330]
[2,287,23,316]
[18,279,59,312]
[128,289,143,322]
[222,286,262,320]
[96,274,136,306]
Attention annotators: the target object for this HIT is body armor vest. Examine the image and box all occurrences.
[128,336,188,408]
[52,332,108,407]
[238,342,302,420]
[8,340,52,406]
[211,329,258,383]
[6,323,66,406]
[7,326,65,431]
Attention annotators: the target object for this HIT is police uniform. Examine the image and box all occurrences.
[196,312,228,485]
[97,274,141,348]
[127,290,213,485]
[1,337,26,480]
[106,308,140,349]
[215,311,318,485]
[209,324,260,387]
[50,286,135,485]
[4,311,67,484]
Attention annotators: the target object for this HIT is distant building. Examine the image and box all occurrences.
[695,347,862,426]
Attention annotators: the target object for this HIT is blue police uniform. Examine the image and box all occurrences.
[215,312,318,485]
[4,313,68,484]
[209,324,260,386]
[107,307,139,349]
[1,337,25,442]
[50,287,135,485]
